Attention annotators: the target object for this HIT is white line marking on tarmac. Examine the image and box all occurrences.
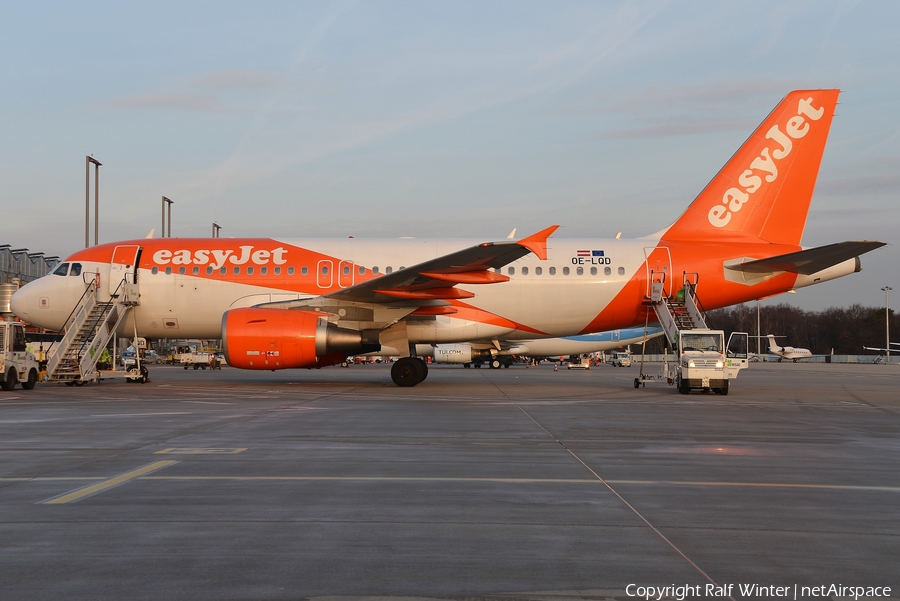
[181,401,237,405]
[90,412,193,417]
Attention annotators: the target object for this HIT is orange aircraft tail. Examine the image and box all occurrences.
[662,89,840,246]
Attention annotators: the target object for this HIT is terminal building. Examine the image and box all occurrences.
[0,245,59,285]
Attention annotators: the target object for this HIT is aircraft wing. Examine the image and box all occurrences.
[727,241,885,275]
[863,345,900,353]
[321,225,559,304]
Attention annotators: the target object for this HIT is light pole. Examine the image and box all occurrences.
[85,156,101,247]
[161,197,174,238]
[212,222,221,238]
[882,286,892,364]
[756,299,761,357]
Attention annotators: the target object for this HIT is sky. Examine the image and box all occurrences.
[1,0,897,311]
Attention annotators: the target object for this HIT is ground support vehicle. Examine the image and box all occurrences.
[635,273,748,394]
[0,319,41,391]
[567,355,591,369]
[610,351,632,367]
[180,351,212,370]
[180,351,221,370]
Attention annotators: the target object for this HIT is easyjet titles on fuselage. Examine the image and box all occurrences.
[152,246,289,270]
[707,96,825,228]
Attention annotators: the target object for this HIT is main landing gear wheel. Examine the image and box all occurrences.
[391,357,427,387]
[490,359,502,369]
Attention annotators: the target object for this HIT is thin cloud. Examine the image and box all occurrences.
[597,119,756,140]
[585,78,793,116]
[818,172,900,195]
[196,70,279,88]
[111,93,235,113]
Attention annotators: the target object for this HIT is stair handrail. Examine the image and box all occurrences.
[44,279,97,359]
[52,276,129,367]
[69,276,130,364]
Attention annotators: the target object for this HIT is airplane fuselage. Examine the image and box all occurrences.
[12,235,856,344]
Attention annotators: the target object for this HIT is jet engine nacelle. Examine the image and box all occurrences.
[222,307,377,370]
[427,344,492,364]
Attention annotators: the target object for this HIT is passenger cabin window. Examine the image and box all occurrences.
[260,267,267,275]
[178,266,186,275]
[288,267,295,275]
[69,263,82,276]
[508,267,515,275]
[386,266,393,274]
[247,267,254,275]
[373,267,380,275]
[618,267,625,276]
[563,267,570,275]
[274,267,281,275]
[576,267,583,275]
[521,266,528,275]
[535,266,542,275]
[301,266,308,275]
[590,267,597,276]
[358,266,365,275]
[192,266,200,275]
[233,267,240,275]
[549,267,556,275]
[152,267,159,275]
[604,266,611,276]
[53,263,69,276]
[206,267,213,275]
[165,266,172,275]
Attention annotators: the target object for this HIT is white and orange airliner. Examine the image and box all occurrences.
[11,89,884,385]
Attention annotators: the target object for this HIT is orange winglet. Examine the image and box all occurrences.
[419,270,510,284]
[517,225,559,260]
[410,306,459,316]
[374,287,476,300]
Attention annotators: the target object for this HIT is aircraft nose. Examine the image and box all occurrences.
[9,283,37,321]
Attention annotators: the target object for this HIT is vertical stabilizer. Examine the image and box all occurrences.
[662,89,840,245]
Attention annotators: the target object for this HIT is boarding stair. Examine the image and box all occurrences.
[45,275,139,384]
[645,272,709,346]
[633,272,710,389]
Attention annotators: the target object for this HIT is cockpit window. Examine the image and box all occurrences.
[53,263,69,276]
[69,263,82,276]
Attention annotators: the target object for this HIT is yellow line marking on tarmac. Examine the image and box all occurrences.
[154,447,247,455]
[41,460,179,505]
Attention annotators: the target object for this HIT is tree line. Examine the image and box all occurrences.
[641,304,896,355]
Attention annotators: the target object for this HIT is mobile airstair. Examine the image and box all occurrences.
[45,275,140,385]
[634,271,748,392]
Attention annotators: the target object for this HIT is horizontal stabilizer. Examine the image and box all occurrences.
[727,241,885,275]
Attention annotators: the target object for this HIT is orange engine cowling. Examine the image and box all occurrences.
[222,308,375,370]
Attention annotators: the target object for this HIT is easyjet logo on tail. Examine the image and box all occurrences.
[707,97,825,228]
[152,246,288,270]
